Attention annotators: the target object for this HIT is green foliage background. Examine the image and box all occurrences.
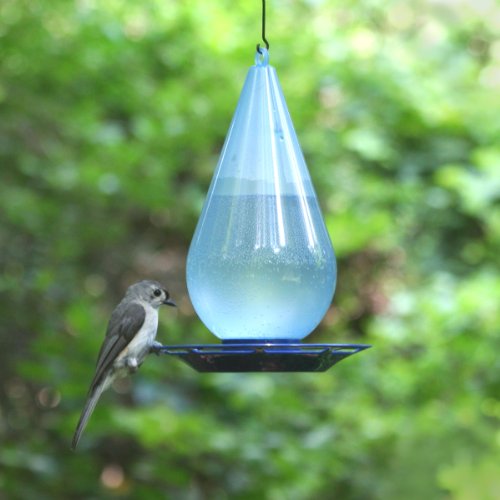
[1,0,499,498]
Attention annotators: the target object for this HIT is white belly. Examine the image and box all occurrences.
[117,304,159,368]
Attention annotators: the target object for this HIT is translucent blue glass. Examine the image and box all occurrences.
[187,49,336,341]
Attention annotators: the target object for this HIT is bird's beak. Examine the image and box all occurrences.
[163,297,176,307]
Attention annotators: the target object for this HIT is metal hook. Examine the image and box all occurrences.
[256,0,270,54]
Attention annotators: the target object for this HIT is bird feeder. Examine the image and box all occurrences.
[159,5,370,371]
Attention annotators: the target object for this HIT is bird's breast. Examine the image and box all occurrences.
[121,305,159,364]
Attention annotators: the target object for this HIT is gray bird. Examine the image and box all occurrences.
[72,280,176,449]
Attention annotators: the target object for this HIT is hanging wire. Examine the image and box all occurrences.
[256,0,270,53]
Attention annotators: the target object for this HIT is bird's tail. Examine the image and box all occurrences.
[71,382,106,450]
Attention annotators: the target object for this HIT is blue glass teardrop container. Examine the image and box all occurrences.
[187,49,336,341]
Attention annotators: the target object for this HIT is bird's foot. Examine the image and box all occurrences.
[149,341,164,356]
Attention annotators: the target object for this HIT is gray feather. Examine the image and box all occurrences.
[72,303,146,449]
[91,302,146,389]
[71,381,106,450]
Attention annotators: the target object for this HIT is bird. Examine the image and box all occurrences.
[71,280,176,450]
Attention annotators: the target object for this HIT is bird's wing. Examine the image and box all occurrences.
[89,302,146,391]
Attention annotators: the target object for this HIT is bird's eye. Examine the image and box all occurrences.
[153,289,162,297]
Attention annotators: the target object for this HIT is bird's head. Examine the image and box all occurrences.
[127,280,176,309]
